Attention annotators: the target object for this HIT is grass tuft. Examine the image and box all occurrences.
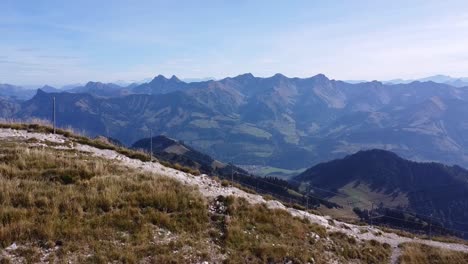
[399,242,468,264]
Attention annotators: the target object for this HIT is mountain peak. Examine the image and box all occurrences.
[312,73,329,81]
[235,73,255,79]
[294,148,425,191]
[231,73,255,82]
[351,148,401,160]
[420,74,453,82]
[170,75,181,82]
[151,75,168,82]
[150,74,183,83]
[38,85,60,93]
[272,73,287,78]
[85,81,102,87]
[35,88,48,96]
[431,74,451,78]
[370,80,382,85]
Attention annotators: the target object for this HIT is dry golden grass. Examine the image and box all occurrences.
[0,141,211,262]
[221,196,391,264]
[399,242,468,264]
[223,196,327,263]
[423,235,468,247]
[159,160,201,176]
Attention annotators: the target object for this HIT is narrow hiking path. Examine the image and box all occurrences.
[1,127,468,262]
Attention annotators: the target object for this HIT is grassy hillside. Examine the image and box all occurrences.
[0,140,211,263]
[293,149,468,238]
[0,127,396,263]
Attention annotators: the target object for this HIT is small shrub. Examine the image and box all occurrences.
[221,180,230,187]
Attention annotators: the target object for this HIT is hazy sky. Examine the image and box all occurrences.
[1,0,468,86]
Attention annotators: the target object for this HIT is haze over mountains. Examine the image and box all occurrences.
[3,73,468,172]
[384,75,468,87]
[0,77,217,100]
[2,74,468,99]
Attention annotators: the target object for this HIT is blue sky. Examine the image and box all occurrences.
[1,0,468,86]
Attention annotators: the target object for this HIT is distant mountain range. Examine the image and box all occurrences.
[293,149,468,237]
[384,75,468,87]
[3,73,468,172]
[346,75,468,87]
[2,74,467,100]
[0,76,217,101]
